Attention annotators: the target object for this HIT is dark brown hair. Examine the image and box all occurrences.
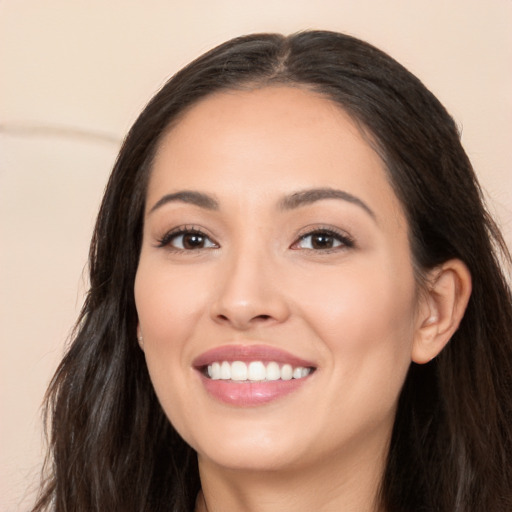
[33,31,512,511]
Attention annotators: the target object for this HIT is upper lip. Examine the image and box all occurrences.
[192,344,316,369]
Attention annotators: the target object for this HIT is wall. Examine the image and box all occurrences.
[1,1,511,509]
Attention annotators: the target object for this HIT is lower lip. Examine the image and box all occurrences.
[199,373,311,407]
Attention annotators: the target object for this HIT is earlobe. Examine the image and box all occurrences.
[412,259,472,364]
[137,325,144,351]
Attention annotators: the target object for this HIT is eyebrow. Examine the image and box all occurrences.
[148,187,375,220]
[279,187,376,220]
[149,190,219,213]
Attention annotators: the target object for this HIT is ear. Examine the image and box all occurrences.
[137,325,144,351]
[412,259,472,364]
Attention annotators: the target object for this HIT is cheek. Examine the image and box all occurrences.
[133,264,211,424]
[294,258,417,392]
[299,258,416,338]
[134,263,210,349]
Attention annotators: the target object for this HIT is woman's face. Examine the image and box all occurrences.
[134,87,423,475]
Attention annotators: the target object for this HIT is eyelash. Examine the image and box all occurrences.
[291,227,355,252]
[156,225,355,253]
[156,225,218,251]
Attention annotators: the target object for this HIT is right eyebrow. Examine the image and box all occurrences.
[148,190,219,214]
[279,187,376,221]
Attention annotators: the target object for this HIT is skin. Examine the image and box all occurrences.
[134,86,471,512]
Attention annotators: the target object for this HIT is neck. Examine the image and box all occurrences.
[195,441,388,512]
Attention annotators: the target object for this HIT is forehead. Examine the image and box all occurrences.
[148,86,403,223]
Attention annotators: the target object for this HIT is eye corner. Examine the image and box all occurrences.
[155,225,219,252]
[290,226,355,252]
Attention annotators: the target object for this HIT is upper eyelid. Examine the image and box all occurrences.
[154,224,355,248]
[293,222,357,251]
[155,225,217,247]
[294,225,354,242]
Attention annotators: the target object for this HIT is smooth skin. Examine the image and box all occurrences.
[134,87,471,512]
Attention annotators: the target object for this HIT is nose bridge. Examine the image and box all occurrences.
[211,234,289,328]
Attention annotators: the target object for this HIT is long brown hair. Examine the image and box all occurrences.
[33,31,512,511]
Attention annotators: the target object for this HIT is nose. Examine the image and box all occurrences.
[210,248,291,331]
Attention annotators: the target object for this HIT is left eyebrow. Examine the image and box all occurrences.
[148,190,219,214]
[279,187,376,220]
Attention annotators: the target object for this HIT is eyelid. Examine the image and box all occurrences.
[153,223,354,252]
[290,225,355,251]
[155,225,219,249]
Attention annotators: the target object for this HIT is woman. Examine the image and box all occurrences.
[33,31,512,512]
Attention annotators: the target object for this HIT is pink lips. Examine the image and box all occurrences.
[193,344,315,368]
[193,344,316,407]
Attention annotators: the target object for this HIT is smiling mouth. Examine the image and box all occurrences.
[193,345,317,405]
[203,360,315,382]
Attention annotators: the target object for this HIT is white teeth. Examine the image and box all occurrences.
[266,361,281,381]
[210,362,220,380]
[220,361,231,380]
[231,361,247,381]
[248,361,266,381]
[281,364,293,381]
[206,360,312,382]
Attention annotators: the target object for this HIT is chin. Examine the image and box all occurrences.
[197,440,303,473]
[185,416,309,473]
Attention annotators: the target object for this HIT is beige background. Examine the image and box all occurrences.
[1,1,511,510]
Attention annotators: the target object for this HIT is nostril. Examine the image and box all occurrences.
[254,314,271,321]
[215,313,272,324]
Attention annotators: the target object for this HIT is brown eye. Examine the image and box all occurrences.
[293,230,354,251]
[309,233,337,249]
[158,229,217,250]
[181,233,207,249]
